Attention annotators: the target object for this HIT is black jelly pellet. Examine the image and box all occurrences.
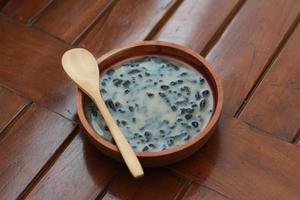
[170,81,177,86]
[177,93,182,97]
[186,108,194,114]
[100,88,107,94]
[107,69,115,75]
[121,120,127,126]
[116,120,120,126]
[171,105,177,111]
[191,121,199,128]
[195,91,202,100]
[91,108,98,117]
[105,99,116,111]
[200,99,206,110]
[192,104,198,108]
[202,90,210,96]
[128,106,134,112]
[209,109,213,113]
[101,81,106,87]
[199,78,205,85]
[145,72,150,76]
[138,74,143,78]
[177,118,183,122]
[120,74,124,77]
[154,82,158,85]
[115,102,122,108]
[142,146,149,152]
[185,114,193,120]
[166,138,174,146]
[124,89,130,94]
[160,85,169,90]
[104,126,109,131]
[118,109,126,114]
[177,80,183,84]
[163,120,170,124]
[180,72,188,76]
[147,93,154,97]
[113,78,123,87]
[184,135,191,141]
[132,117,136,122]
[159,80,163,83]
[122,80,130,88]
[159,92,166,98]
[149,144,156,148]
[160,130,165,134]
[144,131,152,138]
[128,69,140,74]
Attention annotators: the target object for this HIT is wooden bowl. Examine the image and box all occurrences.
[77,41,223,167]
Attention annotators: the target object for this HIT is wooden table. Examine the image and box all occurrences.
[0,0,299,199]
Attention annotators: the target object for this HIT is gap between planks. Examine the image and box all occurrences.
[17,125,80,200]
[144,0,184,40]
[234,13,300,119]
[200,0,247,56]
[0,102,32,142]
[27,0,55,26]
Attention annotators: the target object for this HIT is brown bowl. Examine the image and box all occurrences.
[77,41,223,167]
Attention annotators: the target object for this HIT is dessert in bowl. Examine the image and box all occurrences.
[77,41,223,167]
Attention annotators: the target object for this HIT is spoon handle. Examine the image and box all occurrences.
[93,92,144,178]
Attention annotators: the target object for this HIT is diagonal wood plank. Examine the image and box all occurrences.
[182,184,228,200]
[35,0,114,44]
[80,0,181,57]
[26,133,119,200]
[206,0,300,115]
[0,103,75,200]
[153,0,241,53]
[0,86,29,133]
[0,0,8,9]
[2,0,52,23]
[170,114,300,200]
[0,15,77,120]
[102,168,187,200]
[239,23,300,143]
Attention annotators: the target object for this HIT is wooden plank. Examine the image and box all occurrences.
[205,0,300,115]
[102,168,187,200]
[0,15,77,120]
[80,0,179,57]
[0,103,75,200]
[2,0,52,23]
[27,133,119,200]
[153,0,240,52]
[182,184,228,200]
[35,0,113,44]
[0,87,29,132]
[239,24,300,142]
[0,0,8,9]
[170,114,300,199]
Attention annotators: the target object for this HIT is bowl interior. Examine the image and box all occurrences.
[77,41,223,158]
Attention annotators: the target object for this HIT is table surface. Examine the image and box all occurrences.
[0,0,300,199]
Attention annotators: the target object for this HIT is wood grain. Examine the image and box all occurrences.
[206,0,300,115]
[0,87,29,132]
[35,0,113,44]
[102,168,187,200]
[2,0,52,23]
[182,184,228,200]
[0,15,77,120]
[0,0,8,9]
[154,0,240,52]
[27,133,118,200]
[240,23,300,142]
[0,103,75,200]
[80,0,179,57]
[170,114,300,200]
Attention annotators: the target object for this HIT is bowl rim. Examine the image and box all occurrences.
[76,40,223,158]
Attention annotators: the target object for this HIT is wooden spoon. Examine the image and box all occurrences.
[62,48,144,178]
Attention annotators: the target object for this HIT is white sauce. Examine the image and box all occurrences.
[87,55,214,152]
